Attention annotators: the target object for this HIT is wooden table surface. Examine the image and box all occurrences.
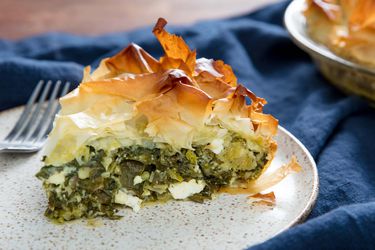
[0,0,279,40]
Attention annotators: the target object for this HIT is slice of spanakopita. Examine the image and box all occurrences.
[36,18,297,222]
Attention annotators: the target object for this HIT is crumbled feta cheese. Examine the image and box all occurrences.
[78,167,91,179]
[142,189,151,197]
[47,172,65,185]
[115,189,142,212]
[133,175,143,185]
[193,164,200,173]
[101,172,110,178]
[207,138,224,154]
[168,179,206,199]
[47,167,75,184]
[101,156,113,169]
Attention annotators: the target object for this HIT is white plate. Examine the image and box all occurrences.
[0,106,318,250]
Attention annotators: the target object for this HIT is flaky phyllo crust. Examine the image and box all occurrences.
[304,0,375,68]
[45,18,278,164]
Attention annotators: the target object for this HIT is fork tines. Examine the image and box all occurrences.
[1,80,70,152]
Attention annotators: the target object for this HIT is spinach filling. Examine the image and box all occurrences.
[36,136,269,222]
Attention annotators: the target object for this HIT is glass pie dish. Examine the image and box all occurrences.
[284,0,375,103]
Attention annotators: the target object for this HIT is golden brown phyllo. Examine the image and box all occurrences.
[36,18,290,222]
[304,0,375,68]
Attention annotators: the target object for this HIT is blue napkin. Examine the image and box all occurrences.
[1,1,374,249]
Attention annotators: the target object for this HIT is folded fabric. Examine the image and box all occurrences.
[0,1,374,249]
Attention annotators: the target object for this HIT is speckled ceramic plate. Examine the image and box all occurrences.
[0,106,318,250]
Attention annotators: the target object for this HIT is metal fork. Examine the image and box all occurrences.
[0,80,70,153]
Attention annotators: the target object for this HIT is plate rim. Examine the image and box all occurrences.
[0,107,319,247]
[273,126,319,236]
[245,126,319,248]
[283,0,375,76]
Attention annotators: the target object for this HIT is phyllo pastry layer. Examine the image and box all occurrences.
[36,18,280,222]
[304,0,375,68]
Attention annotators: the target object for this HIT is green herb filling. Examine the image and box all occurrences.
[36,132,269,222]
